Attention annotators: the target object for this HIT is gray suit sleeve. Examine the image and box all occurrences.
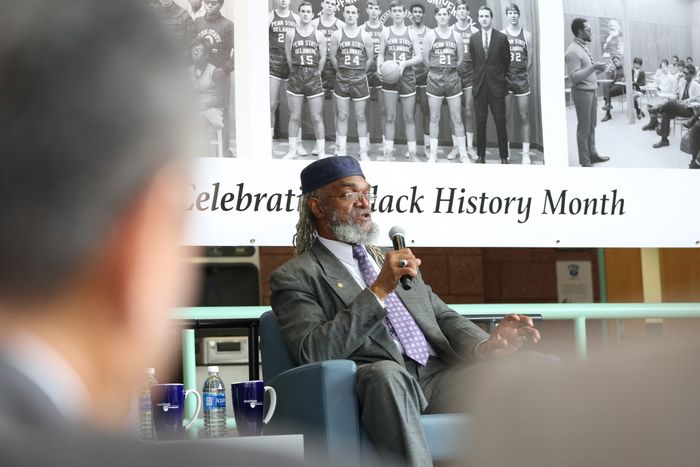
[426,284,489,359]
[270,266,387,365]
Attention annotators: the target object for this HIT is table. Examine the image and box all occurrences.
[168,434,304,461]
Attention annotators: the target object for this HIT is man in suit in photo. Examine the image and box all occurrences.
[469,6,511,163]
[0,1,302,465]
[270,156,543,466]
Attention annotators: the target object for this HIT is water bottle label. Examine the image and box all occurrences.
[139,394,151,411]
[203,392,226,411]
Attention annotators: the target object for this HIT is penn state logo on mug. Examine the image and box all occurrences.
[244,398,262,409]
[158,402,179,413]
[568,264,579,277]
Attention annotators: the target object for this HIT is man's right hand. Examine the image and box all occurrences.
[370,249,421,300]
[593,61,607,73]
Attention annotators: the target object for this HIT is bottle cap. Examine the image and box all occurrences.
[207,366,219,373]
[146,368,155,375]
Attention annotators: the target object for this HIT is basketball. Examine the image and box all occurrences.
[380,60,401,84]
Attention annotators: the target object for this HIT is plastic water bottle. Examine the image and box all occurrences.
[202,366,227,438]
[138,368,158,440]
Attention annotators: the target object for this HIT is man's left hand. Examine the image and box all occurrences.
[479,314,541,358]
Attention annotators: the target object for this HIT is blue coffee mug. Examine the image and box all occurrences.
[151,383,202,440]
[231,381,276,436]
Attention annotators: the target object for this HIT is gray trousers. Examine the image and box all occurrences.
[355,357,476,467]
[572,87,598,166]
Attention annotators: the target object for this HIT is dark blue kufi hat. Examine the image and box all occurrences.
[300,156,365,194]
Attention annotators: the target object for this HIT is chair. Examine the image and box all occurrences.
[259,311,471,466]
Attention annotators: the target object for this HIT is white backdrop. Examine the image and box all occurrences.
[182,1,700,248]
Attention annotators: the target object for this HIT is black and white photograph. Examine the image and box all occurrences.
[563,0,700,169]
[268,0,545,164]
[149,0,236,157]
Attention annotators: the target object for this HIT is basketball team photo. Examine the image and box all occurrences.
[268,0,545,164]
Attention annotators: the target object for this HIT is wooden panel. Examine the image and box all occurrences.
[659,249,700,339]
[603,248,645,338]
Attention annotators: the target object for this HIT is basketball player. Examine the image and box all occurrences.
[409,3,431,158]
[377,0,423,161]
[313,0,344,150]
[269,0,306,154]
[422,6,468,163]
[451,0,478,160]
[283,1,327,159]
[502,3,533,164]
[329,3,374,160]
[361,0,385,149]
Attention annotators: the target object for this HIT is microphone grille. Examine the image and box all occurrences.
[388,226,406,239]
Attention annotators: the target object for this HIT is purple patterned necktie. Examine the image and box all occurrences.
[352,245,430,365]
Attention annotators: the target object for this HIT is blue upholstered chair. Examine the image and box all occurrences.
[259,310,471,466]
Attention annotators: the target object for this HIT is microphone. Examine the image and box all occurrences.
[388,226,411,291]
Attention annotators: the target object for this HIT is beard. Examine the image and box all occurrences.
[327,210,379,245]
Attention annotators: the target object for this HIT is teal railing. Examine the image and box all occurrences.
[175,303,700,419]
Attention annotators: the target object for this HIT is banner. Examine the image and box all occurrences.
[165,0,700,247]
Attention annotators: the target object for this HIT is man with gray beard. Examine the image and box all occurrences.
[270,156,542,466]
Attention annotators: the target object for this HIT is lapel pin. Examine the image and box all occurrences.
[336,282,344,288]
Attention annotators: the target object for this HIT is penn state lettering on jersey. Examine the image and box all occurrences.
[269,11,297,54]
[291,29,321,67]
[429,30,458,68]
[453,24,473,63]
[384,28,413,62]
[505,27,528,72]
[337,29,367,70]
[364,23,383,58]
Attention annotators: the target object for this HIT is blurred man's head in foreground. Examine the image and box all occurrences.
[0,0,200,426]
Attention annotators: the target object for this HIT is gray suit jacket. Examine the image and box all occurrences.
[270,240,488,367]
[0,356,307,466]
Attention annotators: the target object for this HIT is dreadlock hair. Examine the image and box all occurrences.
[292,189,385,261]
[293,190,321,256]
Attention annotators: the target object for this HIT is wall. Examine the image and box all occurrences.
[563,0,694,73]
[693,0,700,61]
[259,246,601,358]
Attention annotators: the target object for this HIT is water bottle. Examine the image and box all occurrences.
[202,366,227,438]
[138,368,158,440]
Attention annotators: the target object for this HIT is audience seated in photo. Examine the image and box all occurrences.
[631,57,646,119]
[643,64,700,148]
[652,59,677,95]
[601,55,625,122]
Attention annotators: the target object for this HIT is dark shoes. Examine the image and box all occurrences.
[476,156,485,164]
[642,118,658,131]
[590,154,610,164]
[689,159,700,169]
[601,113,612,122]
[652,138,670,148]
[501,158,509,164]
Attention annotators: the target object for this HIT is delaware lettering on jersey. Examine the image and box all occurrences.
[337,29,367,70]
[269,11,297,54]
[429,30,458,68]
[291,30,320,67]
[384,28,413,62]
[505,27,528,70]
[453,24,473,62]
